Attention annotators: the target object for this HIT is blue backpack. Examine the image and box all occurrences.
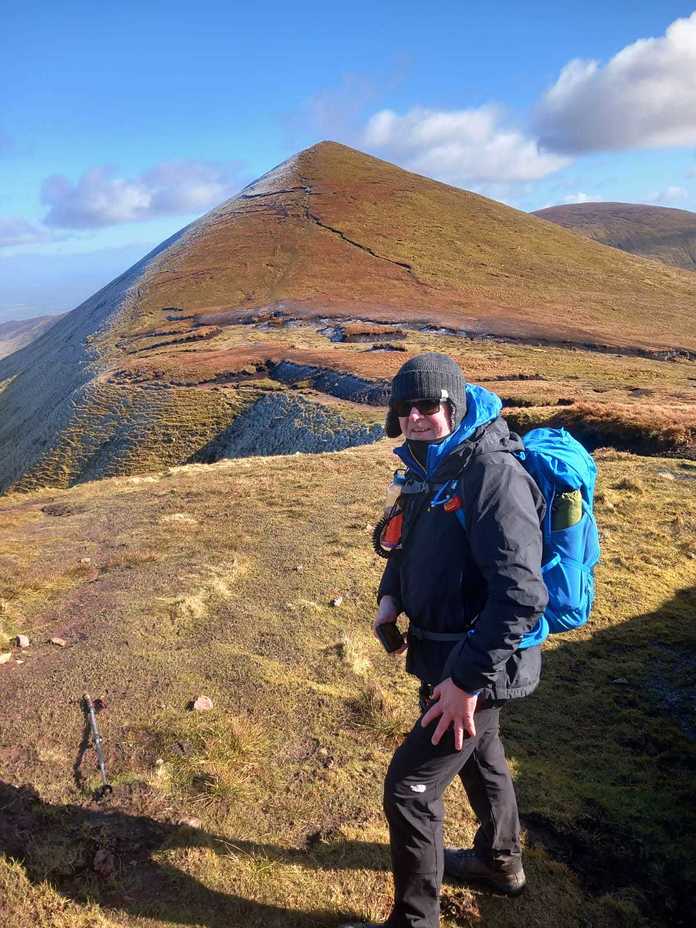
[389,405,601,649]
[453,427,601,647]
[520,428,601,643]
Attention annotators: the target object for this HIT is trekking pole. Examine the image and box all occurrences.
[83,692,113,799]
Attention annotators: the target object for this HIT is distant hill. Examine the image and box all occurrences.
[533,202,696,272]
[1,141,696,493]
[0,313,64,359]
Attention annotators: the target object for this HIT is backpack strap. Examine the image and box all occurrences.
[451,485,546,650]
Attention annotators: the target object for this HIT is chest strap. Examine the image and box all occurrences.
[399,479,429,495]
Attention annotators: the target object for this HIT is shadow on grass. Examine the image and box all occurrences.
[3,587,695,927]
[506,584,696,928]
[0,780,380,927]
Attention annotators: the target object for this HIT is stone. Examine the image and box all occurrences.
[79,557,93,565]
[611,678,630,686]
[192,695,213,712]
[0,652,12,664]
[15,659,24,665]
[331,596,344,607]
[15,635,30,648]
[657,471,676,480]
[295,564,304,572]
[176,816,202,829]
[50,637,67,648]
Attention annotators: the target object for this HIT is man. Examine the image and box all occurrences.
[348,352,548,928]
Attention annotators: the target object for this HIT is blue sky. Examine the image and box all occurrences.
[2,1,696,319]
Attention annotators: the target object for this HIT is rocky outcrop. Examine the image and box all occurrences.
[193,394,383,462]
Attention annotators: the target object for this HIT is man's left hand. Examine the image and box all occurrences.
[421,678,478,750]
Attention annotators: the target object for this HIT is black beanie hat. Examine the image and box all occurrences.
[385,352,468,438]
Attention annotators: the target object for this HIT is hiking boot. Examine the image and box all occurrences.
[444,847,526,895]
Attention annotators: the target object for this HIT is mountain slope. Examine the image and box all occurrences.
[104,143,696,353]
[1,141,696,493]
[0,313,64,359]
[533,202,696,272]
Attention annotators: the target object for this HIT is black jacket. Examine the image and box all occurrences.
[378,416,548,701]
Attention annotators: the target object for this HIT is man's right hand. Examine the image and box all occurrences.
[373,595,407,655]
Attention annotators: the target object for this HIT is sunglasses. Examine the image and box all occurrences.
[393,399,443,417]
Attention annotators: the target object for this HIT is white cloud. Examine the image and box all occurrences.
[562,192,603,204]
[649,185,690,204]
[285,63,410,148]
[41,160,242,229]
[361,105,569,185]
[536,11,696,153]
[0,217,54,247]
[301,74,384,139]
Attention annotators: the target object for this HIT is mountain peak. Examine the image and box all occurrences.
[2,144,696,492]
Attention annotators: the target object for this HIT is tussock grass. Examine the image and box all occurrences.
[0,857,118,928]
[336,630,372,676]
[3,292,695,493]
[612,477,644,493]
[146,709,267,809]
[348,680,406,744]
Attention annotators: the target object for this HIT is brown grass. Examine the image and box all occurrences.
[100,142,696,357]
[534,202,696,272]
[0,442,694,926]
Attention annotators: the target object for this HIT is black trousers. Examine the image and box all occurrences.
[382,700,521,928]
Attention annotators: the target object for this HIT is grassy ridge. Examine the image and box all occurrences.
[534,203,696,272]
[0,443,694,927]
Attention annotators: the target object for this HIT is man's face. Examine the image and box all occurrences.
[398,401,453,441]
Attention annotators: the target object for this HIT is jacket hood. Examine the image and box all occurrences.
[394,384,513,477]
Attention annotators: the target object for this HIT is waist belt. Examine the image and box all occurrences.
[409,624,470,642]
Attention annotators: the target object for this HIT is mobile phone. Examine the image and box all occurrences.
[376,621,405,653]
